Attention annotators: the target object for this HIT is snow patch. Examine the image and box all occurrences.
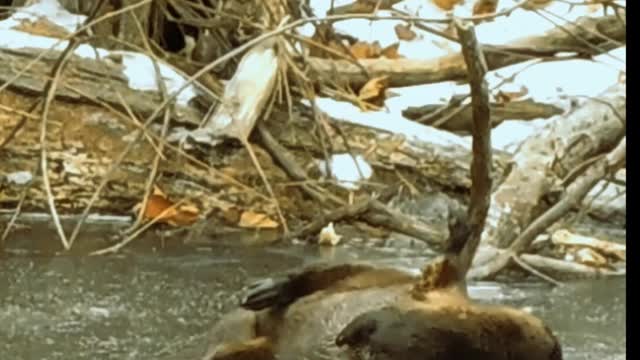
[0,0,86,33]
[316,153,373,190]
[0,0,198,105]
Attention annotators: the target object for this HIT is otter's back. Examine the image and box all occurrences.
[262,283,412,360]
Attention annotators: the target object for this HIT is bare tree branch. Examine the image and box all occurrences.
[308,14,625,88]
[452,19,492,277]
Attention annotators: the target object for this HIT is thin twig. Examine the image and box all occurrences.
[90,199,186,256]
[39,35,81,250]
[124,13,173,235]
[511,253,562,286]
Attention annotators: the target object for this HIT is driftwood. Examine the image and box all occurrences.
[0,47,204,126]
[519,254,625,279]
[308,14,625,88]
[468,85,626,279]
[402,99,563,134]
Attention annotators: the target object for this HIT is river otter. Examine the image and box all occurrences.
[201,215,562,360]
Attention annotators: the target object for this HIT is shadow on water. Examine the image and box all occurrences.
[0,242,626,360]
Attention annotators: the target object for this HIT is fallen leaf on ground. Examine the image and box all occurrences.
[133,185,200,227]
[238,211,279,229]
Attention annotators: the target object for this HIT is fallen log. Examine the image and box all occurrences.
[468,84,625,279]
[402,99,563,134]
[308,14,625,88]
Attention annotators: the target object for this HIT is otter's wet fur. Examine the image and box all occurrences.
[201,259,562,360]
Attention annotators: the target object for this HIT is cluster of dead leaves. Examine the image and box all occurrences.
[307,23,403,61]
[134,186,279,230]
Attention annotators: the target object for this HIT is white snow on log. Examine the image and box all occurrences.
[2,0,86,33]
[311,97,470,148]
[316,153,373,190]
[0,0,198,105]
[114,51,197,105]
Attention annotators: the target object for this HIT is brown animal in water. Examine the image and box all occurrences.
[201,214,562,360]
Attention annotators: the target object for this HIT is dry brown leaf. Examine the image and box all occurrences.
[238,211,279,229]
[134,186,200,227]
[394,24,417,41]
[152,185,166,197]
[431,0,464,11]
[356,76,390,111]
[495,86,529,103]
[381,42,402,59]
[137,194,177,223]
[349,41,379,59]
[308,23,352,59]
[472,0,499,15]
[358,76,389,101]
[521,0,554,10]
[169,204,200,226]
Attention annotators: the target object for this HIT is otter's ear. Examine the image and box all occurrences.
[336,307,401,347]
[335,313,378,347]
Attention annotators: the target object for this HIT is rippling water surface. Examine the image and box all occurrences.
[0,243,626,360]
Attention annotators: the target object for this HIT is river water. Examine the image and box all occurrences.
[0,243,626,360]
